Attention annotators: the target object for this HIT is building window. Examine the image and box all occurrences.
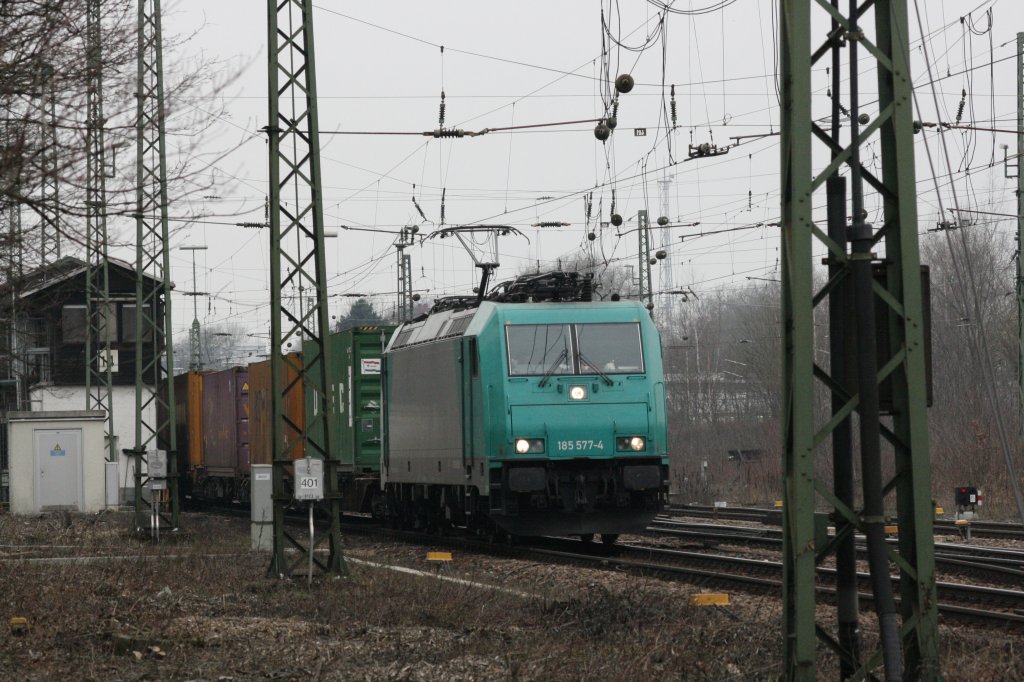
[120,304,153,342]
[61,305,87,343]
[62,304,116,344]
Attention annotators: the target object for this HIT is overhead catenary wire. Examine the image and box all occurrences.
[158,1,1024,346]
[910,0,1024,525]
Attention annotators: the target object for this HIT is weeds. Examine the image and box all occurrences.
[0,512,1020,680]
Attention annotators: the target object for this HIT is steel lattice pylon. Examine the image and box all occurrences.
[636,209,653,311]
[780,1,939,679]
[132,0,179,532]
[396,226,415,321]
[2,137,25,409]
[1015,32,1023,432]
[85,0,116,464]
[37,65,60,267]
[266,0,344,577]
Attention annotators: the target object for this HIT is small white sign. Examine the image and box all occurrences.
[98,349,119,373]
[254,472,271,481]
[149,450,167,479]
[294,457,324,501]
[149,449,167,491]
[361,358,381,375]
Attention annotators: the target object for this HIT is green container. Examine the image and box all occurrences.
[304,325,394,472]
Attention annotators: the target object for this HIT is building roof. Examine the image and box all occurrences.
[0,255,163,303]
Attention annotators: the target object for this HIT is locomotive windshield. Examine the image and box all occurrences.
[506,323,644,376]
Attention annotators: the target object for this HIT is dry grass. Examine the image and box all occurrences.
[0,512,1020,681]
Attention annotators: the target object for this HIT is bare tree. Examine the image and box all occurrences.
[172,322,261,373]
[921,227,1021,509]
[0,0,239,274]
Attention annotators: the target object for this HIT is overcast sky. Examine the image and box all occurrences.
[118,0,1024,361]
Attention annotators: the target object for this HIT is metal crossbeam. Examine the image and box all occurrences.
[85,0,116,465]
[779,1,939,678]
[266,0,344,577]
[132,0,179,532]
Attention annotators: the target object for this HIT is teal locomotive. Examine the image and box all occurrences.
[381,272,669,541]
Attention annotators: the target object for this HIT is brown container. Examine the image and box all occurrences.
[200,366,250,476]
[248,353,304,466]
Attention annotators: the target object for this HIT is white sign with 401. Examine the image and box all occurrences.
[294,457,324,501]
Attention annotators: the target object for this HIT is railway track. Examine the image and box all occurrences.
[196,507,1024,626]
[649,517,1024,586]
[666,504,1024,541]
[408,531,1024,627]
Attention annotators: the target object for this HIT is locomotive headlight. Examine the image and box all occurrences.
[568,385,588,401]
[515,438,545,454]
[617,436,647,452]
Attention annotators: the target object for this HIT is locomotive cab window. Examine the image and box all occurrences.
[506,324,572,376]
[577,323,644,374]
[505,322,643,376]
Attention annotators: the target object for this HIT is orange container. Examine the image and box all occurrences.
[171,370,205,474]
[248,353,305,465]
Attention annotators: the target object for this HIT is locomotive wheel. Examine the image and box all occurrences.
[601,534,619,546]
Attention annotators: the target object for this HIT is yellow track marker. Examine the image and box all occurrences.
[689,593,730,607]
[426,551,453,562]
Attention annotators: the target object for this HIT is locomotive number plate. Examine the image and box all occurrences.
[556,440,605,452]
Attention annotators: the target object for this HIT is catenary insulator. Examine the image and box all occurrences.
[610,213,623,227]
[670,84,677,128]
[615,74,634,94]
[657,216,669,226]
[655,250,666,260]
[594,122,611,141]
[588,232,597,241]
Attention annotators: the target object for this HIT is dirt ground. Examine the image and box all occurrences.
[0,512,1021,681]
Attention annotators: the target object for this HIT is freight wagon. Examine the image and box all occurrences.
[304,325,394,515]
[174,326,393,510]
[173,366,250,503]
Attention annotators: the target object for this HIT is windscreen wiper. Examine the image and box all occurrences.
[578,351,614,386]
[537,347,569,388]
